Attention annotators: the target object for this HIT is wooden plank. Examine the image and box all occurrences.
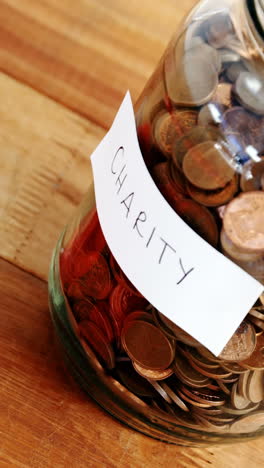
[0,0,196,128]
[0,258,263,468]
[0,72,104,280]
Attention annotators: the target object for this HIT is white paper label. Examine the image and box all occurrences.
[90,91,263,356]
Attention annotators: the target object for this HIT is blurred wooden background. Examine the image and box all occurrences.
[0,0,263,466]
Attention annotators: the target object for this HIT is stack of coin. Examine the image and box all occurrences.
[59,8,264,435]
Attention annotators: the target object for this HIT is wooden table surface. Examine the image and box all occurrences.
[0,1,264,466]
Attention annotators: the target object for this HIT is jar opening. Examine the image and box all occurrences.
[247,0,264,40]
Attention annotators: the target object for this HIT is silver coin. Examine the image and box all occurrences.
[234,72,264,115]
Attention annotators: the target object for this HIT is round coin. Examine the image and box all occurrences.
[77,252,112,300]
[116,361,156,397]
[79,320,115,369]
[161,383,189,411]
[246,369,264,403]
[204,13,234,49]
[109,284,148,320]
[73,298,97,321]
[121,320,175,370]
[147,380,173,404]
[221,107,264,154]
[234,72,264,115]
[172,126,220,170]
[218,321,256,362]
[132,361,173,381]
[220,229,262,262]
[223,191,264,253]
[238,332,264,370]
[173,351,211,388]
[166,53,218,107]
[182,141,235,190]
[187,175,238,207]
[231,382,251,410]
[171,197,219,247]
[153,110,197,158]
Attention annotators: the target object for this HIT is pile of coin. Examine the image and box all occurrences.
[59,9,264,435]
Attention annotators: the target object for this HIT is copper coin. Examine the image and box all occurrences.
[133,361,173,381]
[151,308,177,341]
[223,191,264,253]
[246,370,264,403]
[173,352,211,388]
[87,301,115,343]
[240,157,264,192]
[216,379,231,395]
[187,175,238,207]
[171,197,219,247]
[121,320,175,370]
[180,386,226,407]
[124,310,154,325]
[181,345,220,369]
[81,211,107,253]
[154,311,200,347]
[190,360,232,380]
[109,284,148,320]
[234,72,264,116]
[218,321,256,362]
[197,346,222,363]
[229,411,264,433]
[67,281,85,300]
[79,320,115,369]
[172,126,220,170]
[73,298,97,322]
[169,161,188,196]
[238,332,264,370]
[151,162,184,206]
[116,361,156,397]
[222,361,248,374]
[182,141,234,190]
[76,251,112,300]
[153,110,197,157]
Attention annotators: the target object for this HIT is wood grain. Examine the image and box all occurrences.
[0,0,195,128]
[1,0,264,465]
[0,72,104,280]
[0,258,264,468]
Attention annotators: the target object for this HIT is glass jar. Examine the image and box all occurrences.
[49,0,264,445]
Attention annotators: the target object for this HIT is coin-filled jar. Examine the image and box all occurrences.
[49,0,264,445]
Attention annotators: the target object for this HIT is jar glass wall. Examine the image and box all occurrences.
[49,0,264,445]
